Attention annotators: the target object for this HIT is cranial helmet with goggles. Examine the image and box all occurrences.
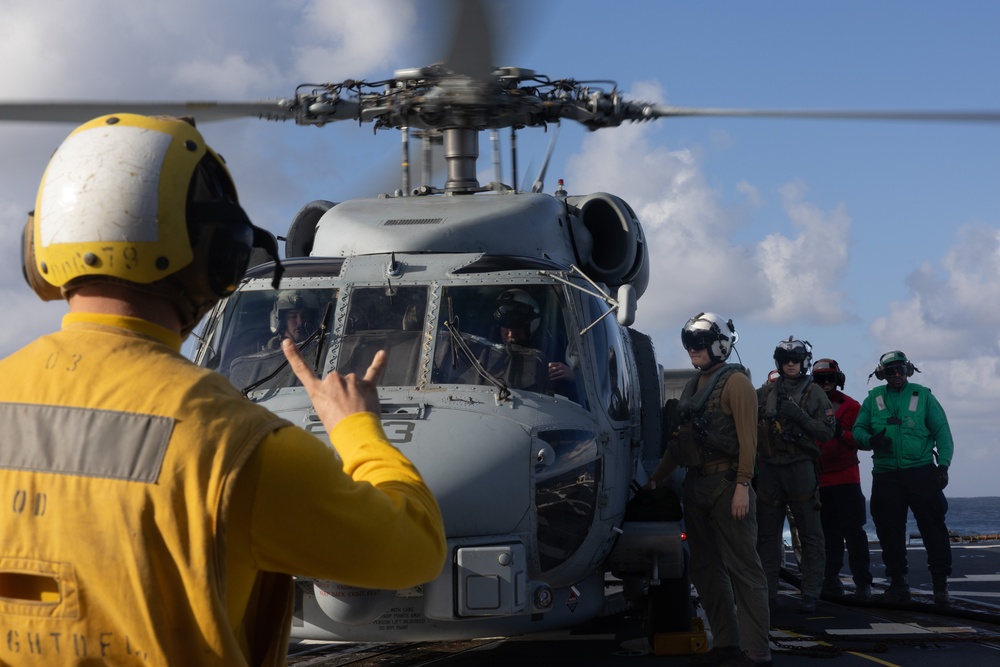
[22,113,283,337]
[812,358,846,389]
[873,350,918,381]
[270,289,320,334]
[773,336,812,376]
[494,289,542,335]
[681,312,738,367]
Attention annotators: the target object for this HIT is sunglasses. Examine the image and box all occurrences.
[882,365,908,377]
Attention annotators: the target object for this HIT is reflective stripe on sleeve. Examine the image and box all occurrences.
[0,402,173,483]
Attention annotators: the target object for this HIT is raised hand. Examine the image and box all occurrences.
[282,339,386,433]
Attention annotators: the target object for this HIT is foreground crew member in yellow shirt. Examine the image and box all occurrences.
[1,114,446,666]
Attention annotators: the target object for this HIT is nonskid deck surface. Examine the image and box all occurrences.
[288,541,1000,666]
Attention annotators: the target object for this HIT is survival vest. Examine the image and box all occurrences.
[758,377,822,460]
[664,363,747,468]
[866,383,937,471]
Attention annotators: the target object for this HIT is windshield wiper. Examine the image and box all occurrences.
[442,318,510,402]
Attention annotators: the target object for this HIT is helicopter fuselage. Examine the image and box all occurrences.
[193,189,685,641]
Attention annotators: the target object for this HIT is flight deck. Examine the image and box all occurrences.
[289,540,1000,666]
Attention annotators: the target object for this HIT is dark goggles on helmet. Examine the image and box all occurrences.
[813,373,838,384]
[682,329,717,351]
[882,363,908,378]
[774,349,806,365]
[494,301,537,328]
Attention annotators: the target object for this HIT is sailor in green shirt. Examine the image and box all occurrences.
[853,350,954,605]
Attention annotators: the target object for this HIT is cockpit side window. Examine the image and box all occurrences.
[586,295,632,421]
[432,284,585,405]
[337,286,427,387]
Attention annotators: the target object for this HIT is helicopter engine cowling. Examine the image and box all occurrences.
[565,193,648,299]
[286,200,337,258]
[312,581,397,625]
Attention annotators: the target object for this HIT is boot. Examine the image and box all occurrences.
[796,595,817,613]
[932,575,949,605]
[882,575,911,603]
[821,578,845,598]
[853,582,872,601]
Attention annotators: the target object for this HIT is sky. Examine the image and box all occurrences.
[2,0,999,500]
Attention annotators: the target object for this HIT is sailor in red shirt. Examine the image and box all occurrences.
[814,358,874,601]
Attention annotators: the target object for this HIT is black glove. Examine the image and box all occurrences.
[778,400,806,424]
[936,465,949,490]
[833,420,844,438]
[869,428,893,453]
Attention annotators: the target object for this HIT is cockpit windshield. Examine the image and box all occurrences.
[335,286,427,386]
[198,281,585,405]
[200,287,337,393]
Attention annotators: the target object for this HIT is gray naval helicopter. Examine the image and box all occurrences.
[190,67,692,642]
[7,0,1000,646]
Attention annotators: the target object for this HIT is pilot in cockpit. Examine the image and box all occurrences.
[267,289,320,349]
[492,289,576,389]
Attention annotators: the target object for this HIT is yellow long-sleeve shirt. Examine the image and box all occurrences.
[0,312,445,666]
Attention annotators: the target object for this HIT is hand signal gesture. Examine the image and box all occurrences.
[282,339,386,433]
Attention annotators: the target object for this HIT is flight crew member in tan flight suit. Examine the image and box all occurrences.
[649,313,772,667]
[2,114,446,666]
[756,337,836,614]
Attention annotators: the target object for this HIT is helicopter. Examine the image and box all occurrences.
[5,0,1000,647]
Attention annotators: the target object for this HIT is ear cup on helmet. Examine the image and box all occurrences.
[205,222,253,297]
[21,212,61,301]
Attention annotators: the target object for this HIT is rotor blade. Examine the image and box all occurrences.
[442,0,495,82]
[643,105,1000,124]
[0,100,294,124]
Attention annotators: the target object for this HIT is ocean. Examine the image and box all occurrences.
[783,497,1000,543]
[903,496,1000,539]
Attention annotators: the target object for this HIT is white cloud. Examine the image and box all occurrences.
[562,108,856,358]
[565,119,771,345]
[736,180,764,208]
[870,223,1000,416]
[871,224,1000,361]
[293,0,419,80]
[754,181,852,324]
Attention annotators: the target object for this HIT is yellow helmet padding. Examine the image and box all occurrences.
[33,114,215,287]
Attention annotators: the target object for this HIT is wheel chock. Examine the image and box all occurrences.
[652,617,709,656]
